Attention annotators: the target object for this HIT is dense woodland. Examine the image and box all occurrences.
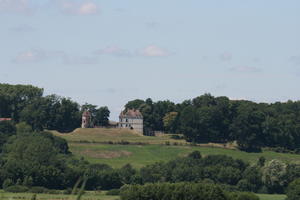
[1,83,300,152]
[0,83,110,132]
[125,95,300,152]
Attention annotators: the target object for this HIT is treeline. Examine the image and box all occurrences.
[120,182,259,200]
[0,83,110,132]
[0,121,124,190]
[125,94,300,152]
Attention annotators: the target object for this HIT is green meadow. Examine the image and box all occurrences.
[55,128,300,168]
[0,190,286,200]
[257,194,286,200]
[0,190,119,200]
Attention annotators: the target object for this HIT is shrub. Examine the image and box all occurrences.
[28,186,49,193]
[120,182,228,200]
[286,178,300,200]
[2,178,14,189]
[4,185,29,193]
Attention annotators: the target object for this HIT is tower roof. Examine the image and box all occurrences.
[120,109,143,118]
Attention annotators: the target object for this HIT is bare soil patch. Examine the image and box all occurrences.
[74,149,133,159]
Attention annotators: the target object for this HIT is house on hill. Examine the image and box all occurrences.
[119,109,143,134]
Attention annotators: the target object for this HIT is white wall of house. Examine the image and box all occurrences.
[119,117,143,134]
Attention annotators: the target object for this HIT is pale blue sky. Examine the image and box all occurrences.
[0,0,300,120]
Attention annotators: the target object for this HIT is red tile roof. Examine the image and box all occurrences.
[120,109,143,118]
[0,118,12,121]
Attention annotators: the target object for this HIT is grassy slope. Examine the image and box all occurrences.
[53,128,300,168]
[0,191,286,200]
[257,194,286,200]
[0,190,119,200]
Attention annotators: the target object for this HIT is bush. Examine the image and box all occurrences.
[2,178,14,189]
[4,185,29,193]
[106,189,120,195]
[28,186,49,193]
[120,182,228,200]
[286,178,300,200]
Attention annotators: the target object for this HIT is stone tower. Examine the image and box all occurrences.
[81,110,92,128]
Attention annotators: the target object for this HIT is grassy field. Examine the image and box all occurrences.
[257,194,286,200]
[0,190,119,200]
[52,128,189,145]
[0,190,286,200]
[53,128,300,168]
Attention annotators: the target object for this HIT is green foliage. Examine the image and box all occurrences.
[258,156,266,167]
[94,106,110,126]
[125,94,300,153]
[0,83,43,121]
[0,131,71,189]
[4,185,29,193]
[16,122,33,134]
[120,182,228,200]
[0,121,16,151]
[81,104,110,127]
[20,95,81,132]
[262,159,287,193]
[31,194,37,200]
[28,186,49,193]
[286,178,300,200]
[2,179,14,189]
[163,112,178,133]
[187,150,202,159]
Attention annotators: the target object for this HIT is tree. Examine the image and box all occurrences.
[0,84,43,121]
[163,112,178,133]
[81,104,110,127]
[125,99,145,110]
[0,121,16,151]
[286,178,300,200]
[230,103,266,152]
[94,107,110,126]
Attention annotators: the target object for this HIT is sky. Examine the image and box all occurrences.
[0,0,300,120]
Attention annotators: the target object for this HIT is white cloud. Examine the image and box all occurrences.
[138,45,170,57]
[0,0,33,15]
[94,46,131,57]
[60,0,99,15]
[230,66,261,73]
[13,49,46,63]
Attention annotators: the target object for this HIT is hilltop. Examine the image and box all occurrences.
[52,128,300,168]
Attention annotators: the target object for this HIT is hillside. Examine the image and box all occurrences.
[53,128,300,168]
